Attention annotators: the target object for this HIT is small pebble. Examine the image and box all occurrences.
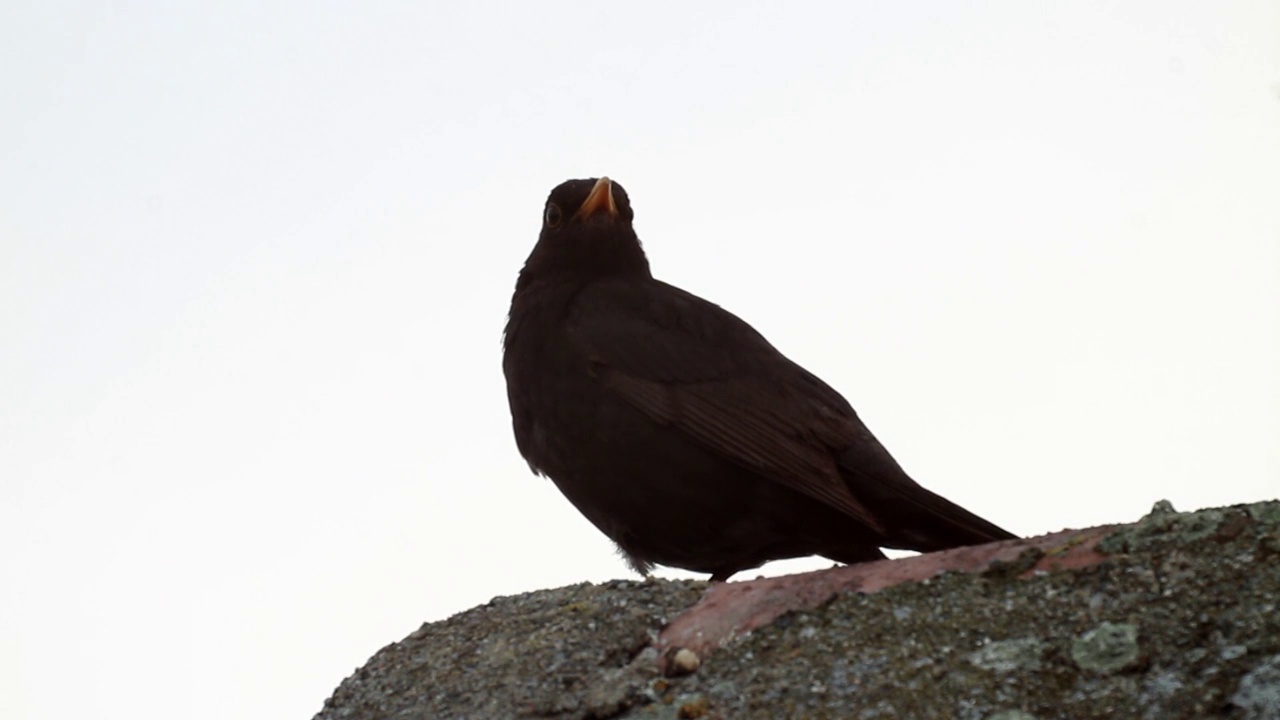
[669,647,701,676]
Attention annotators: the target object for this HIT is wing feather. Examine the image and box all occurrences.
[573,280,887,534]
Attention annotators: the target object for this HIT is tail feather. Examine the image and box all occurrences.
[875,481,1017,552]
[836,440,1016,554]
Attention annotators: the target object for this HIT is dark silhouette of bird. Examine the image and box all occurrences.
[503,177,1016,581]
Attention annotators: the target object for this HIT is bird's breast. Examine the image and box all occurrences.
[505,289,601,471]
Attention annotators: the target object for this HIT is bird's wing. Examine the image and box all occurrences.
[567,279,893,534]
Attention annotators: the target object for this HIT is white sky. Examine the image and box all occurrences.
[2,2,1277,719]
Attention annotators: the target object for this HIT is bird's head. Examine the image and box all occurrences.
[519,177,651,283]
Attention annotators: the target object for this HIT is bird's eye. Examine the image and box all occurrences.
[544,203,562,228]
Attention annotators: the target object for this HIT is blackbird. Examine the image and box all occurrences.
[503,177,1016,581]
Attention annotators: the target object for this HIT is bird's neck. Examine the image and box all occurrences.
[517,236,652,290]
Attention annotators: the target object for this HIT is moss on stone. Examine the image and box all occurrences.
[314,499,1280,720]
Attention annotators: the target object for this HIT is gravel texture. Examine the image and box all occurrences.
[314,500,1280,720]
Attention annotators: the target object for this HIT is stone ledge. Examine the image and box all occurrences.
[314,499,1280,720]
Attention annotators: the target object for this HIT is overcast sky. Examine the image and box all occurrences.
[2,2,1277,719]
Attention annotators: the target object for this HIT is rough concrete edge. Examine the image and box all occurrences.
[654,498,1277,674]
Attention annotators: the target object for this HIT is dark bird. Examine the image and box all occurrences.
[503,177,1016,581]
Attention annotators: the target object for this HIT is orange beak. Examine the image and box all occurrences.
[574,177,618,219]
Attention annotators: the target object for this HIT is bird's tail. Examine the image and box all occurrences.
[836,443,1017,552]
[875,479,1017,552]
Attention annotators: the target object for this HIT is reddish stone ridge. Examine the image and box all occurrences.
[657,525,1117,666]
[314,501,1279,720]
